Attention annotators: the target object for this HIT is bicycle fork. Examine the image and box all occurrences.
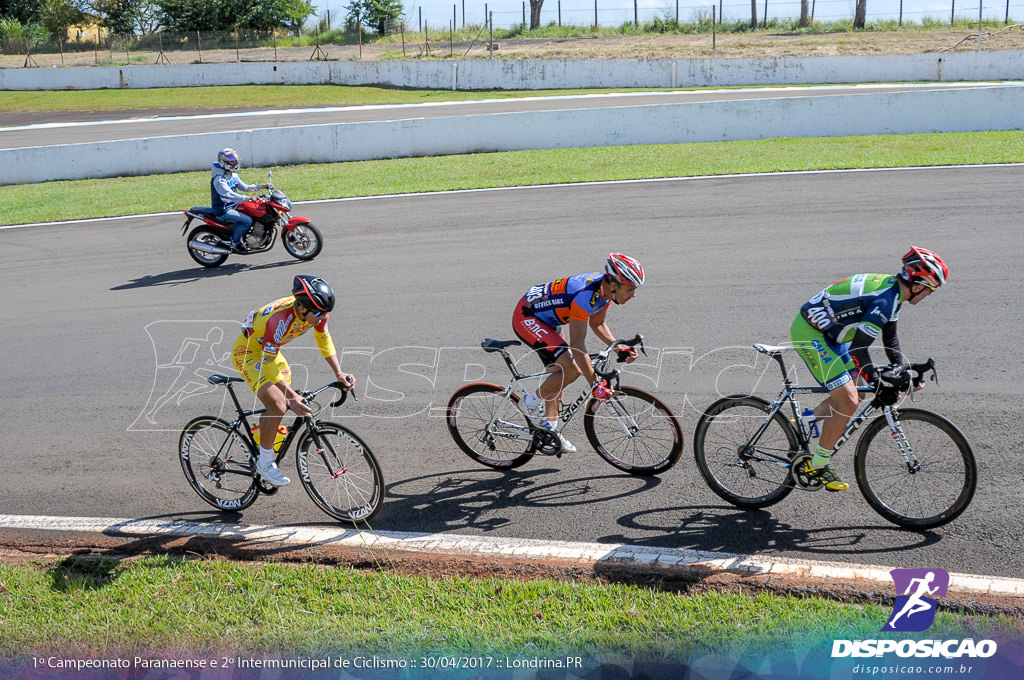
[884,409,921,474]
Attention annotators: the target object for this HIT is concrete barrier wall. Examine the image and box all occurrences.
[4,84,1021,185]
[2,50,1023,91]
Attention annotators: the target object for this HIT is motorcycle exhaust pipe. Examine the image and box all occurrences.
[188,240,231,255]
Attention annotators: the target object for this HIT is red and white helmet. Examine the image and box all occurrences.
[605,252,645,287]
[900,246,948,290]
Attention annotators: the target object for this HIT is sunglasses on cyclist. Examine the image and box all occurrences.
[298,303,325,318]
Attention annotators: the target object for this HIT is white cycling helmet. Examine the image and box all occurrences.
[604,252,645,287]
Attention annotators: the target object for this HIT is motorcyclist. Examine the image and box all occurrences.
[211,148,272,253]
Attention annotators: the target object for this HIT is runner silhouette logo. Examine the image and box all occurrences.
[883,568,950,632]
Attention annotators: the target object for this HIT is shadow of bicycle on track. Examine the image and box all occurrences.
[380,468,662,534]
[597,504,943,559]
[112,260,301,290]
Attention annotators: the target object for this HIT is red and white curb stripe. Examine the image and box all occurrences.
[1,514,1022,598]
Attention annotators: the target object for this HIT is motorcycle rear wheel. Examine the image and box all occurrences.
[283,222,323,261]
[187,226,229,268]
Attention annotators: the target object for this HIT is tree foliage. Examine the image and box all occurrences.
[39,0,86,40]
[345,0,403,35]
[158,0,313,32]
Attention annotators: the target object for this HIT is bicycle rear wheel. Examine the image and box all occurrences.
[583,387,683,476]
[446,383,534,469]
[295,422,384,524]
[854,408,977,530]
[178,416,259,512]
[693,396,798,509]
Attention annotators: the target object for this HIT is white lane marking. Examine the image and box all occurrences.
[3,164,1023,232]
[1,513,1022,596]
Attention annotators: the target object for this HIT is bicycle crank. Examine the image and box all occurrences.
[790,453,823,491]
[530,428,563,457]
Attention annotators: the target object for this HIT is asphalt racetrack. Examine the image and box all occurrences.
[1,165,1021,577]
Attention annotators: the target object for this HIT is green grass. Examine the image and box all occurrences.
[0,556,1018,659]
[4,131,1023,226]
[0,84,671,112]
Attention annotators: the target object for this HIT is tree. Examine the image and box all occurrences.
[0,0,40,24]
[853,0,866,28]
[528,0,541,29]
[89,0,159,35]
[157,0,313,32]
[0,15,48,54]
[799,0,809,27]
[39,0,86,48]
[345,0,402,36]
[239,0,314,32]
[750,0,757,28]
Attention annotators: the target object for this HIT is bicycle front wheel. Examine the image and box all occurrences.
[296,422,385,524]
[854,408,977,530]
[693,396,798,509]
[446,383,534,469]
[178,416,259,512]
[583,387,683,476]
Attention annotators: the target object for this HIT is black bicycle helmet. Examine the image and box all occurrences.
[292,275,335,314]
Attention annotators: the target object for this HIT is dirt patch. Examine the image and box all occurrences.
[3,27,1023,70]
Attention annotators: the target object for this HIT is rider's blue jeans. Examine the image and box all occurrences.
[218,209,252,246]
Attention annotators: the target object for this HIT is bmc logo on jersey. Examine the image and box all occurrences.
[883,568,949,632]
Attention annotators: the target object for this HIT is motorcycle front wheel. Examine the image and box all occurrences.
[186,226,229,268]
[283,222,323,261]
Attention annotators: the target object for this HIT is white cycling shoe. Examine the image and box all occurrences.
[540,422,577,454]
[523,400,577,454]
[256,461,291,486]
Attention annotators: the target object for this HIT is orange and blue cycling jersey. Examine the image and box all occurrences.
[513,273,610,366]
[523,273,610,327]
[232,295,336,391]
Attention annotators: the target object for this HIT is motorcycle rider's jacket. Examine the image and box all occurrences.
[236,295,337,385]
[211,163,258,214]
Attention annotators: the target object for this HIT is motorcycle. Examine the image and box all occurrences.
[180,173,323,268]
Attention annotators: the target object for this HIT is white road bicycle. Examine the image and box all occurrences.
[445,334,683,476]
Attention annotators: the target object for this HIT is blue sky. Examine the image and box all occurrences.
[313,0,1020,30]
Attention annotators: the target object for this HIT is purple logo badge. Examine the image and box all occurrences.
[882,568,950,632]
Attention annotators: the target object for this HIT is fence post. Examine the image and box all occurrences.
[763,0,768,26]
[594,0,598,28]
[196,30,202,63]
[712,5,717,57]
[978,0,983,49]
[559,0,562,26]
[951,0,955,25]
[489,11,493,58]
[234,25,240,62]
[635,0,638,27]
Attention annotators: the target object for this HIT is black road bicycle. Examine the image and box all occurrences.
[692,343,976,530]
[178,374,384,524]
[446,334,683,476]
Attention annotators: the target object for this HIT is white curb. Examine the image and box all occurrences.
[1,514,1021,598]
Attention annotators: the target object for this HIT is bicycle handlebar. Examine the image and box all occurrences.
[878,358,938,390]
[299,380,357,410]
[593,334,647,382]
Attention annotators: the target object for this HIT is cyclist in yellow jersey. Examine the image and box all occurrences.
[232,275,355,486]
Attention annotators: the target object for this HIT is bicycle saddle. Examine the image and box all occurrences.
[753,343,796,356]
[481,338,522,352]
[207,373,244,385]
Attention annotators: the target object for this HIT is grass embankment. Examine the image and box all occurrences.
[5,128,1024,225]
[0,556,1018,659]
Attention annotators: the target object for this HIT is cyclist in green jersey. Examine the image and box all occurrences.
[789,247,949,491]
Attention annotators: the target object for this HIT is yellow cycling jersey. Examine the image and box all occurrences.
[234,295,336,386]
